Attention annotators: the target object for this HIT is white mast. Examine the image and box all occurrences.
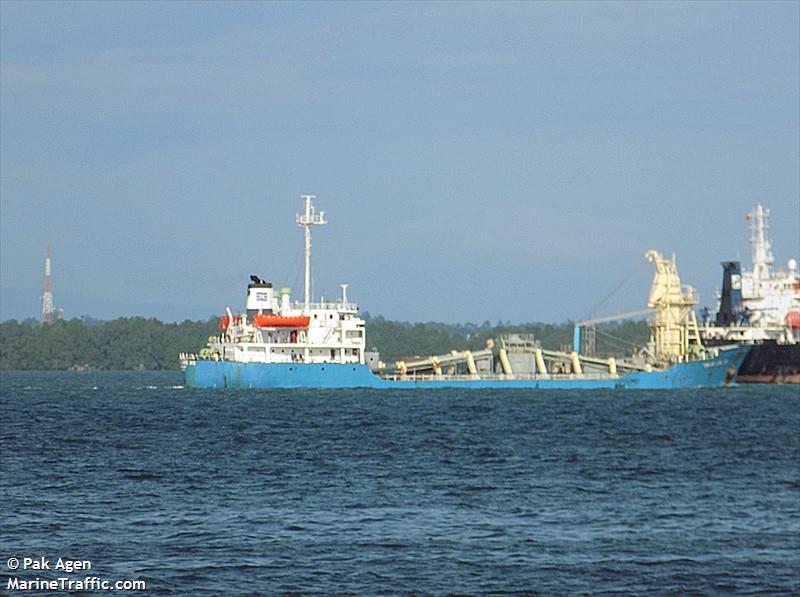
[296,194,326,312]
[750,202,773,284]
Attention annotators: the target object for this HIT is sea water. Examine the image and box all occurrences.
[1,371,798,594]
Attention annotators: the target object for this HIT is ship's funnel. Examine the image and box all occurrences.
[246,280,274,316]
[715,261,742,325]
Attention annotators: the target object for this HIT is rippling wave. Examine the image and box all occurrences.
[1,371,798,594]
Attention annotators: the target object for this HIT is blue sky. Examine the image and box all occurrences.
[1,1,798,323]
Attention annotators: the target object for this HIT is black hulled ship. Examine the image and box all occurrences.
[700,203,800,383]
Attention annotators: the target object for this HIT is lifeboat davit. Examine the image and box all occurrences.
[252,315,310,328]
[218,314,244,329]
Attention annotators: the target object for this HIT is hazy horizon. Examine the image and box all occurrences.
[2,2,798,324]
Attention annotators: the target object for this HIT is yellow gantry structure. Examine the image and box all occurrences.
[645,250,704,362]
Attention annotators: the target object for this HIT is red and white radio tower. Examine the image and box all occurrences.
[41,241,54,324]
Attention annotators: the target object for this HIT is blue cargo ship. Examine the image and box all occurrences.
[185,349,747,389]
[181,195,747,390]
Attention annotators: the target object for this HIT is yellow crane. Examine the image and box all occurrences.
[645,250,704,362]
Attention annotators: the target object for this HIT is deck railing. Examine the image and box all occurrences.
[291,300,359,311]
[377,372,619,382]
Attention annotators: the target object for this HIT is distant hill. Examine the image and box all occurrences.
[0,316,650,371]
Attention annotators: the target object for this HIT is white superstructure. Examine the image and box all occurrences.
[701,203,800,345]
[181,195,367,367]
[741,204,798,329]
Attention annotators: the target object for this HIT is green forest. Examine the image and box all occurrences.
[0,316,650,370]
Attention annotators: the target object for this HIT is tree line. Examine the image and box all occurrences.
[0,316,650,370]
[363,315,649,364]
[0,318,216,370]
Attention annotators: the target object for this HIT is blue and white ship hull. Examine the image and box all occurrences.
[184,345,749,390]
[181,195,751,392]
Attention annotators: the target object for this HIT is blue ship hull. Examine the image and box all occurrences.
[184,345,749,389]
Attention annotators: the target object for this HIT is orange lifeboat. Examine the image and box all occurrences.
[252,314,310,328]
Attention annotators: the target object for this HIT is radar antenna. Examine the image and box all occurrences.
[295,195,326,312]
